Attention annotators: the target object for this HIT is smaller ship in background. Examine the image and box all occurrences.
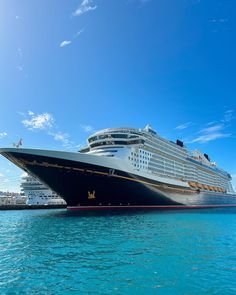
[21,173,66,206]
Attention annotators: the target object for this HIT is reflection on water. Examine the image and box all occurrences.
[0,208,236,294]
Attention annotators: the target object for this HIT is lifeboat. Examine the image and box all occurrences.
[203,184,208,190]
[197,183,203,189]
[189,181,197,188]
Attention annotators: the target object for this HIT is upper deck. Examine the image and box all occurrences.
[85,125,231,180]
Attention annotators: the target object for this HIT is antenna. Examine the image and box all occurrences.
[13,138,23,148]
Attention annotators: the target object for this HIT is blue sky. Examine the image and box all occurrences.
[0,0,236,192]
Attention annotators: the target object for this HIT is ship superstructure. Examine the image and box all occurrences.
[84,125,234,194]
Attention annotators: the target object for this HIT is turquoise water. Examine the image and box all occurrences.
[0,209,236,294]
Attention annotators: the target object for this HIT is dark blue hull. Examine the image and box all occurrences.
[2,150,236,210]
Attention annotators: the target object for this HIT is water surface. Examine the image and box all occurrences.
[0,208,236,294]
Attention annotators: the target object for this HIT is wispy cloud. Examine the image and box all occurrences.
[17,111,26,117]
[199,124,224,134]
[0,132,7,139]
[222,109,234,123]
[188,110,234,144]
[60,40,72,48]
[60,29,84,48]
[73,0,97,17]
[75,29,84,37]
[206,121,217,126]
[210,18,229,33]
[16,47,26,75]
[48,131,71,145]
[22,112,54,130]
[210,18,228,23]
[80,124,94,133]
[189,132,231,144]
[175,122,192,130]
[15,15,23,20]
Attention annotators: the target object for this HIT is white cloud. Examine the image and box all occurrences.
[49,131,71,145]
[60,29,84,48]
[15,15,23,20]
[17,111,26,117]
[22,112,54,130]
[189,123,231,143]
[21,111,77,148]
[175,122,192,130]
[73,0,97,17]
[80,125,94,133]
[0,132,7,139]
[76,29,84,37]
[222,109,234,123]
[199,124,224,134]
[188,110,234,144]
[0,173,4,177]
[206,121,217,126]
[60,40,71,48]
[190,132,231,143]
[210,18,228,23]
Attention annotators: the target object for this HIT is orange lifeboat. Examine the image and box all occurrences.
[203,184,208,190]
[197,183,203,189]
[188,181,195,187]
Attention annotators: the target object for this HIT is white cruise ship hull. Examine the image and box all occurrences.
[1,148,236,210]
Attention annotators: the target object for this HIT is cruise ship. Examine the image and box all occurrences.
[0,125,236,210]
[21,173,66,205]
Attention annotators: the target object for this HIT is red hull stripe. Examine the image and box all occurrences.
[67,204,236,211]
